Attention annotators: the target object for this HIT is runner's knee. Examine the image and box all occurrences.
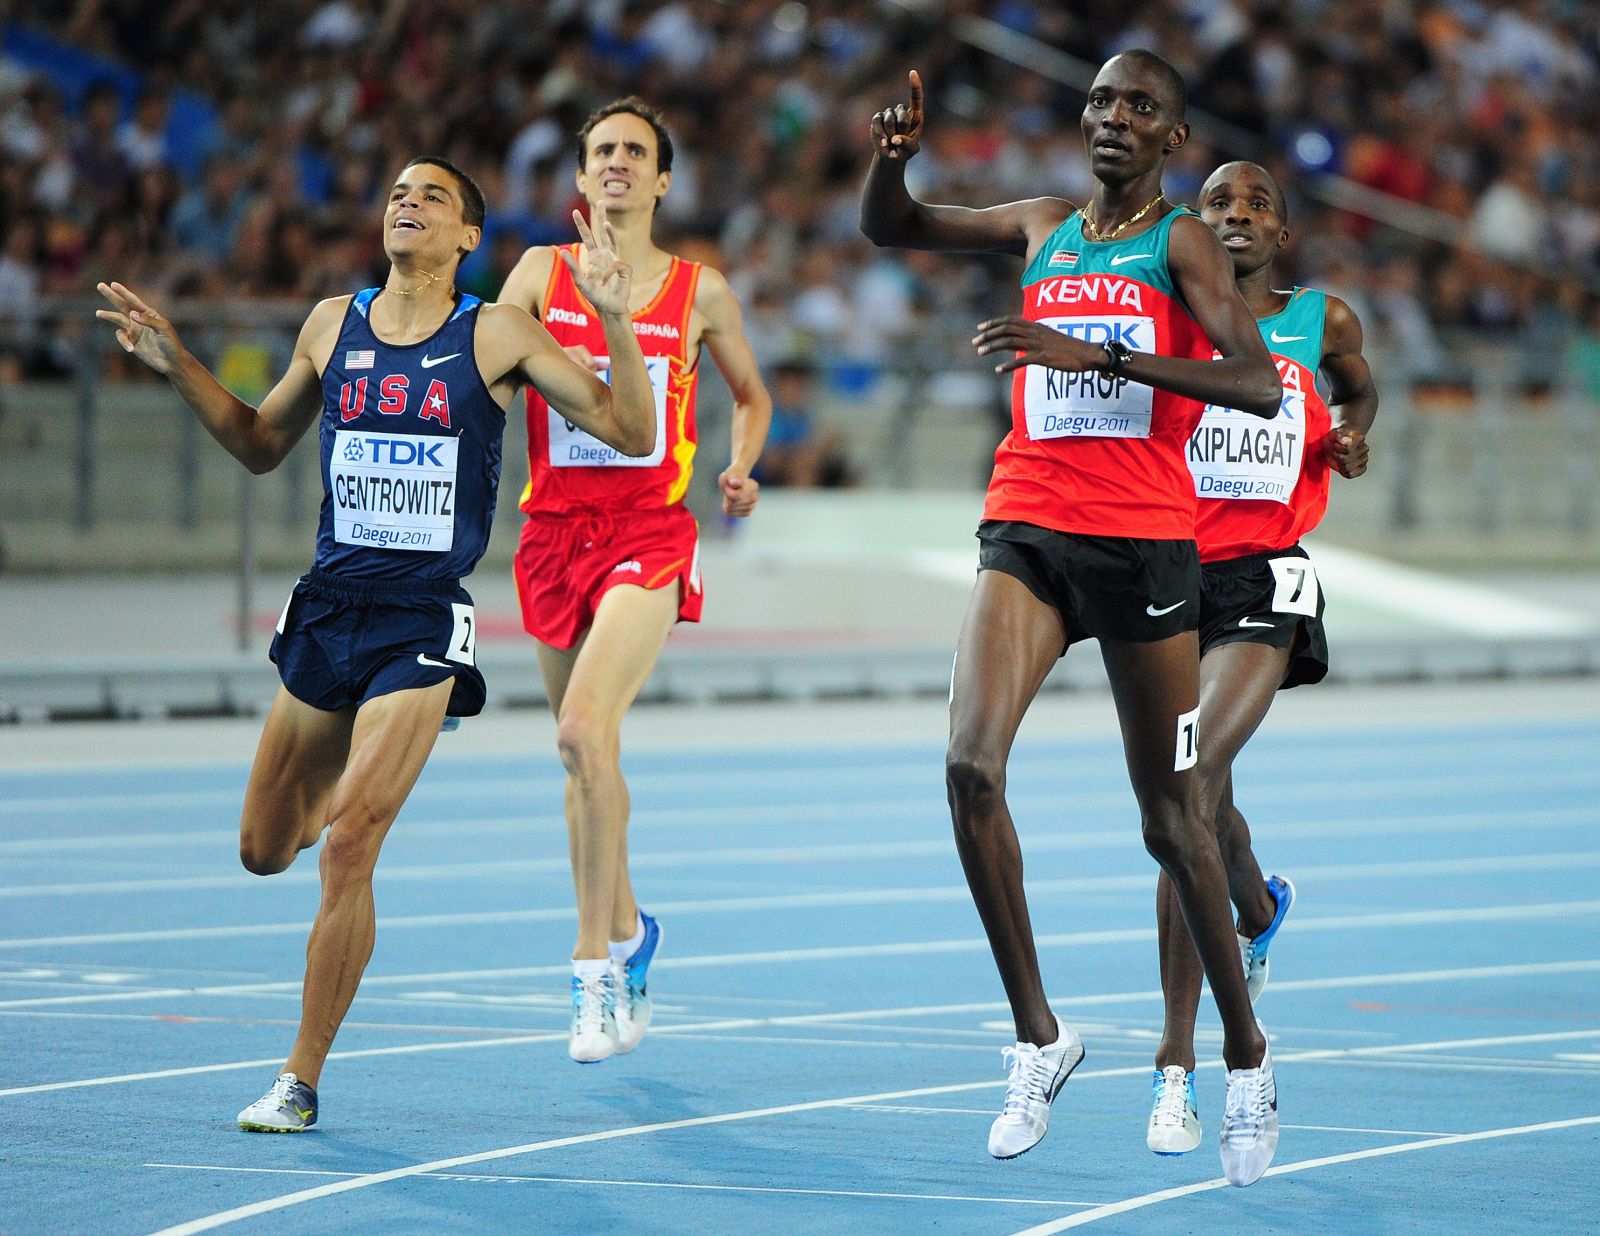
[556,710,619,781]
[1140,801,1203,873]
[945,742,1006,816]
[318,799,388,886]
[239,835,295,877]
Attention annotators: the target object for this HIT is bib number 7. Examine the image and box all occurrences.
[1268,556,1320,617]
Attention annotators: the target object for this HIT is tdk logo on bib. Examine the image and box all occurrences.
[1045,318,1153,348]
[357,437,449,466]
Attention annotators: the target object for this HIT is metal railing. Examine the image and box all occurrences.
[3,300,1596,568]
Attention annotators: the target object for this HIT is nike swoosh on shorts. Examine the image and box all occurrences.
[1146,600,1186,617]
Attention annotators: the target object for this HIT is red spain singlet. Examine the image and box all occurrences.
[983,208,1214,540]
[520,245,702,516]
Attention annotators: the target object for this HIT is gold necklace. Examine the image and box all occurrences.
[1079,193,1166,242]
[385,268,440,297]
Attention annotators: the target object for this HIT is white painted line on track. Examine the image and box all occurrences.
[141,1038,1600,1236]
[7,726,1591,817]
[12,836,1600,903]
[5,949,1600,1020]
[144,1163,1099,1208]
[5,892,1599,956]
[6,971,1598,1099]
[1009,1114,1600,1233]
[3,755,1594,855]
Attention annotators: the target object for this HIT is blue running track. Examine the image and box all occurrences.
[3,706,1599,1233]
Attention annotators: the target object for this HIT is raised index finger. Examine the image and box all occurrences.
[571,208,595,250]
[908,69,924,115]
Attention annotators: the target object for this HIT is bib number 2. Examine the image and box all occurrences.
[448,602,477,665]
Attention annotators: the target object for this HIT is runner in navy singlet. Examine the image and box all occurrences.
[93,157,656,1132]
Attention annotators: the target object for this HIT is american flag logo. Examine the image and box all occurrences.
[346,350,375,369]
[1048,251,1079,266]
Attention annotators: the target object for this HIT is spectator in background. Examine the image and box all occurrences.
[71,81,134,220]
[116,86,170,173]
[168,156,249,264]
[0,217,44,380]
[755,358,852,488]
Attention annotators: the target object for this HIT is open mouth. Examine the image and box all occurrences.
[601,177,630,195]
[1220,229,1253,249]
[392,217,424,232]
[1094,138,1130,156]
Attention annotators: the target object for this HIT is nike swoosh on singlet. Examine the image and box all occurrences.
[1238,616,1276,628]
[417,654,452,668]
[1269,331,1306,343]
[1109,253,1154,265]
[1146,600,1186,617]
[420,352,462,368]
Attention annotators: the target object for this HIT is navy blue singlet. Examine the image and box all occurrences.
[314,288,505,581]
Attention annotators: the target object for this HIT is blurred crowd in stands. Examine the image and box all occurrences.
[4,0,1600,401]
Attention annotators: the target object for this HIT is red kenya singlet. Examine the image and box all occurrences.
[521,245,702,516]
[984,208,1214,540]
[1190,288,1333,562]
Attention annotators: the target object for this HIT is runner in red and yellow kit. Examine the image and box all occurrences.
[1147,160,1377,1157]
[499,98,772,1065]
[862,53,1286,1181]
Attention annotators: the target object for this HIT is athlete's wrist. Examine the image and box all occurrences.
[1101,339,1133,376]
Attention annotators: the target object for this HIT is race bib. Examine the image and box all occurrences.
[548,355,670,467]
[1189,386,1306,505]
[448,601,476,665]
[1022,315,1156,440]
[331,430,457,553]
[1269,555,1320,616]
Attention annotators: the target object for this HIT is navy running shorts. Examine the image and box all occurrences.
[1197,545,1329,690]
[975,520,1201,651]
[269,570,487,716]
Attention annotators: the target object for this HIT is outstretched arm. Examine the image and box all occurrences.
[696,268,772,517]
[95,281,329,474]
[1319,294,1378,478]
[860,70,1071,257]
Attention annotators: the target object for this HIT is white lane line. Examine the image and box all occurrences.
[6,892,1599,956]
[8,728,1592,816]
[5,947,1600,1019]
[12,837,1600,903]
[1279,1123,1455,1137]
[1009,1114,1600,1233]
[3,758,1595,854]
[144,1163,1097,1208]
[6,972,1597,1100]
[141,1042,1600,1236]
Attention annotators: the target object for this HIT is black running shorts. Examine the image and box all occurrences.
[1197,545,1329,690]
[976,520,1201,652]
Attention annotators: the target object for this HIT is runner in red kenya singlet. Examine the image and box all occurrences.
[1145,160,1377,1158]
[861,53,1287,1183]
[499,97,772,1066]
